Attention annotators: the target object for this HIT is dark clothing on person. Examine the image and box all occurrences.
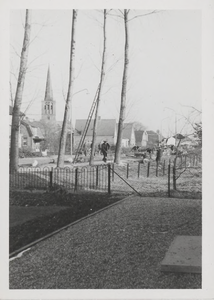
[156,148,162,162]
[101,141,110,162]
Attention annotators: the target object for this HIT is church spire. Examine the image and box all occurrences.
[44,66,53,102]
[41,66,56,121]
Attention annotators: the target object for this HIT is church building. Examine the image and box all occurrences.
[26,66,72,155]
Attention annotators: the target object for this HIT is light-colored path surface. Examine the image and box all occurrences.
[9,196,202,289]
[161,235,202,273]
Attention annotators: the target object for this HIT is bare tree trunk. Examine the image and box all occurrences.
[10,10,31,172]
[57,10,77,167]
[114,9,129,164]
[89,10,107,165]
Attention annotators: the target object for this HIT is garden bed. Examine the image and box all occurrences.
[9,190,124,254]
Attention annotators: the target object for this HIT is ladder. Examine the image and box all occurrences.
[73,85,100,163]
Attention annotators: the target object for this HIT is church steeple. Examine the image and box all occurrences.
[41,66,56,121]
[44,66,53,102]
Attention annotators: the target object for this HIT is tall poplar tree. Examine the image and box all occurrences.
[114,9,129,164]
[89,9,107,165]
[10,10,32,172]
[57,9,77,167]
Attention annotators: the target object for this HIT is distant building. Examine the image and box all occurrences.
[166,136,176,146]
[74,118,117,146]
[134,130,148,147]
[122,123,136,147]
[38,67,71,154]
[19,119,44,152]
[147,130,159,147]
[10,67,71,154]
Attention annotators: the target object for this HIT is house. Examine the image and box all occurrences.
[74,118,117,147]
[166,136,176,146]
[147,130,160,148]
[134,130,148,147]
[19,119,44,152]
[121,123,136,147]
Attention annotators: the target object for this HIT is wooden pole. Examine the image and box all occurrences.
[168,161,171,197]
[138,162,140,178]
[156,160,159,177]
[108,164,111,194]
[127,163,129,178]
[147,161,150,177]
[112,163,114,182]
[163,160,165,176]
[75,167,78,191]
[96,165,99,187]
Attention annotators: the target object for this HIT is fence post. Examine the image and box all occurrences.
[168,161,171,197]
[156,160,159,177]
[185,155,187,168]
[75,168,78,191]
[127,163,129,179]
[173,165,176,190]
[108,164,111,194]
[138,162,140,178]
[112,163,114,182]
[147,161,150,177]
[96,165,99,187]
[163,160,165,176]
[49,167,53,188]
[193,155,195,166]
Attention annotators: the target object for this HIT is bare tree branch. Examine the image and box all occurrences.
[128,10,160,22]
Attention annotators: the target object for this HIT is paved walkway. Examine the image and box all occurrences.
[9,196,201,289]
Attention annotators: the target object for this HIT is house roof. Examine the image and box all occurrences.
[75,119,116,137]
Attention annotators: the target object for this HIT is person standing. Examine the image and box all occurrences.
[101,140,110,162]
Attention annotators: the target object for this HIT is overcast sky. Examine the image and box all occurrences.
[10,9,202,136]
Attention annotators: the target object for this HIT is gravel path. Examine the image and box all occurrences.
[9,196,202,289]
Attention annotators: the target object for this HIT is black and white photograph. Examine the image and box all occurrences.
[1,0,214,298]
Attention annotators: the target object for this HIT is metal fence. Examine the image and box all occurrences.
[10,154,201,196]
[110,154,202,196]
[10,164,111,193]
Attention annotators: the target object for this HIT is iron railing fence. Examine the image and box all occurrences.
[111,154,202,196]
[10,164,111,193]
[9,153,202,196]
